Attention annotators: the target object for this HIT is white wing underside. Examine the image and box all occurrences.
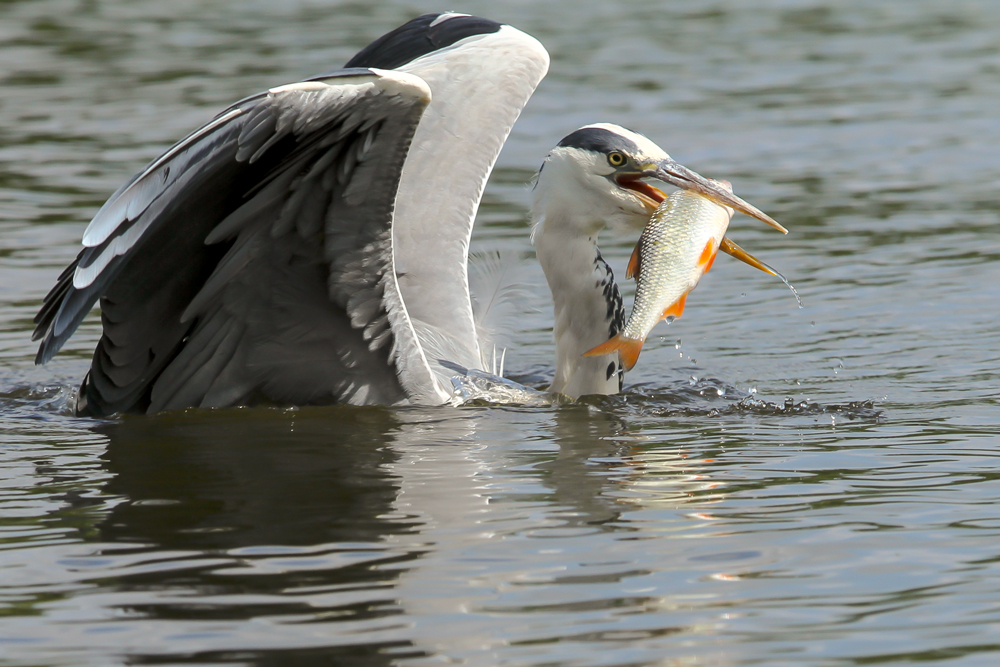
[392,26,549,399]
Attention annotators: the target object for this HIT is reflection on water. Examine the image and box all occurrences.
[534,406,630,527]
[99,408,409,548]
[55,405,736,663]
[4,0,1000,664]
[80,409,423,663]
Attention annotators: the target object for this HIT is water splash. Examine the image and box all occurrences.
[0,382,79,419]
[441,361,554,406]
[757,258,803,308]
[774,271,803,308]
[580,377,883,422]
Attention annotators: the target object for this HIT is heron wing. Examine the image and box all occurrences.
[34,68,440,414]
[387,25,550,383]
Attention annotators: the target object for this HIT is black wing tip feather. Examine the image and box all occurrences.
[33,260,77,362]
[34,339,57,365]
[34,269,115,365]
[34,311,82,365]
[345,13,502,70]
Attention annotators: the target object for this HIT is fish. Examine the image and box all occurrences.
[583,181,736,371]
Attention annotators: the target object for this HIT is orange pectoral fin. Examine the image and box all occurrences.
[626,242,641,280]
[662,294,687,321]
[583,334,645,372]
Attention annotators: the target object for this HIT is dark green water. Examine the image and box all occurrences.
[2,1,1000,664]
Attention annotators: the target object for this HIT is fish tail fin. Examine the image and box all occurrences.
[583,334,644,372]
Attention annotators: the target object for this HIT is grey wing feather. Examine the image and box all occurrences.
[468,250,533,371]
[34,68,435,415]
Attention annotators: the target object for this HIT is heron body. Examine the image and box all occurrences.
[33,13,783,416]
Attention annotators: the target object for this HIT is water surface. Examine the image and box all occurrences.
[2,1,1000,665]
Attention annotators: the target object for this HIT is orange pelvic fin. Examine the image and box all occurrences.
[662,294,687,321]
[698,239,717,272]
[583,333,645,372]
[626,241,641,280]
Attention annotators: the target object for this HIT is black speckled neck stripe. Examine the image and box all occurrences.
[345,13,502,70]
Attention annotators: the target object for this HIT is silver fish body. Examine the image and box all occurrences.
[585,182,734,371]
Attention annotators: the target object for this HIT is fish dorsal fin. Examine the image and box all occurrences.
[662,294,687,321]
[626,241,641,280]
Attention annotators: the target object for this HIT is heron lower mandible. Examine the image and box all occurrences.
[32,13,782,416]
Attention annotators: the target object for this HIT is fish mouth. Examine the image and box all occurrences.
[649,159,787,234]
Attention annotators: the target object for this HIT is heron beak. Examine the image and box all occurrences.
[615,174,666,211]
[651,159,787,234]
[719,237,779,276]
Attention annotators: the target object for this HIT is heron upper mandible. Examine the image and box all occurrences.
[32,13,782,416]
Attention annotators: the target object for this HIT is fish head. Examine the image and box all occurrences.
[648,161,786,233]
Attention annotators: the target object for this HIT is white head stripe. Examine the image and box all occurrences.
[430,12,472,27]
[579,122,668,160]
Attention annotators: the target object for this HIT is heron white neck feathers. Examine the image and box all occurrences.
[531,129,668,396]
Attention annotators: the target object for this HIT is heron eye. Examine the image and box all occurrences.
[608,152,626,167]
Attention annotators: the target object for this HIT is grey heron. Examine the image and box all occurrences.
[32,13,783,417]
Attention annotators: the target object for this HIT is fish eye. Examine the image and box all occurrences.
[607,151,626,167]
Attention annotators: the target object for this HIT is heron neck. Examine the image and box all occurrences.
[533,211,623,397]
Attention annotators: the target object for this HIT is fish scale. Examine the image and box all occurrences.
[585,182,734,371]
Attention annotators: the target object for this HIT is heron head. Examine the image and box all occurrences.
[533,123,785,236]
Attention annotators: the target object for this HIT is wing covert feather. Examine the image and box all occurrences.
[35,68,436,414]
